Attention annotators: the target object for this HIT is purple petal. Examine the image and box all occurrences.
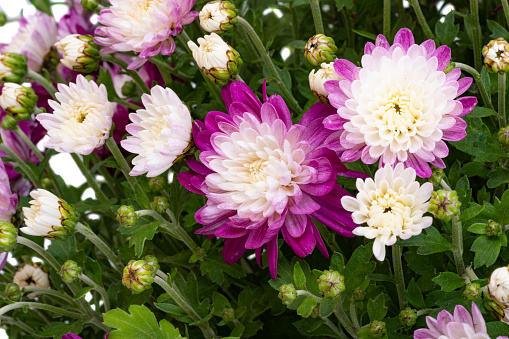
[457,77,473,96]
[222,236,248,264]
[62,335,83,339]
[284,213,308,238]
[266,236,279,279]
[457,97,478,117]
[431,45,452,71]
[453,304,474,329]
[267,95,292,129]
[333,59,359,82]
[299,102,337,126]
[364,42,375,55]
[421,39,436,58]
[0,252,8,271]
[178,172,204,194]
[290,193,321,214]
[406,154,432,178]
[470,302,487,334]
[281,217,316,257]
[393,28,415,51]
[375,34,390,49]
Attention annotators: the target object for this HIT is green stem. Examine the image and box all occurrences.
[102,55,150,93]
[349,298,360,329]
[416,308,437,316]
[503,0,509,28]
[0,144,41,187]
[333,296,357,337]
[237,17,303,116]
[469,0,482,70]
[322,317,348,339]
[499,72,507,128]
[27,70,56,98]
[22,287,75,304]
[392,244,408,310]
[383,0,391,39]
[113,98,142,111]
[154,276,217,339]
[149,57,193,81]
[455,62,495,111]
[90,152,121,199]
[408,0,434,39]
[70,153,110,205]
[79,274,110,312]
[17,237,60,272]
[0,302,87,320]
[75,222,123,272]
[105,138,150,209]
[310,0,324,34]
[0,316,39,336]
[451,214,466,277]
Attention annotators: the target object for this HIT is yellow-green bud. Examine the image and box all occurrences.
[498,126,509,146]
[0,12,6,27]
[317,270,345,297]
[148,176,165,192]
[121,81,137,98]
[1,115,17,130]
[122,259,155,294]
[81,0,99,11]
[278,283,297,305]
[486,220,503,237]
[199,1,239,34]
[399,307,417,327]
[0,221,17,252]
[5,283,21,302]
[369,320,387,338]
[55,35,101,73]
[116,205,138,228]
[310,305,319,319]
[429,166,445,187]
[143,255,160,276]
[352,287,365,301]
[0,53,28,84]
[221,307,235,322]
[150,196,170,214]
[444,62,456,74]
[304,34,337,67]
[484,294,508,321]
[464,282,481,300]
[60,260,81,283]
[0,83,38,121]
[428,190,461,221]
[483,38,509,73]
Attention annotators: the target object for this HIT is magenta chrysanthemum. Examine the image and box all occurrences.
[94,0,199,70]
[324,28,478,178]
[178,81,367,279]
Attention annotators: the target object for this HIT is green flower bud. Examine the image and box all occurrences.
[428,190,461,221]
[150,196,170,214]
[122,260,155,294]
[81,0,99,12]
[310,305,319,319]
[0,53,28,84]
[0,83,38,121]
[317,270,345,297]
[399,307,417,327]
[464,282,481,300]
[148,176,165,192]
[486,220,503,237]
[43,47,60,73]
[143,255,160,275]
[483,38,509,73]
[121,81,137,98]
[0,12,6,27]
[498,126,509,146]
[5,283,21,302]
[429,166,445,187]
[1,115,17,130]
[352,287,365,301]
[199,1,239,34]
[304,34,337,67]
[444,62,456,74]
[484,294,508,321]
[278,283,297,305]
[116,205,138,228]
[60,260,81,283]
[55,35,101,73]
[0,221,17,252]
[369,320,387,338]
[221,307,235,322]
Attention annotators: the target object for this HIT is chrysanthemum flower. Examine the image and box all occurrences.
[309,62,342,103]
[2,13,57,72]
[178,81,367,278]
[325,28,477,178]
[341,163,433,261]
[13,263,51,298]
[0,158,17,223]
[37,75,114,155]
[413,302,508,339]
[94,0,199,70]
[121,85,193,177]
[489,266,509,304]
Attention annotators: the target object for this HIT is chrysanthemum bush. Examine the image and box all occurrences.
[2,0,509,338]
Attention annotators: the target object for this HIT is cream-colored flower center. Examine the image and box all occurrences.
[375,88,419,137]
[136,0,159,12]
[367,188,411,228]
[247,158,268,183]
[71,102,91,123]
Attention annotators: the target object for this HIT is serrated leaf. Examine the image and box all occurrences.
[336,0,354,11]
[84,257,102,285]
[435,12,460,46]
[471,235,504,268]
[329,252,345,273]
[495,189,509,225]
[231,323,245,337]
[343,244,376,291]
[432,272,465,292]
[154,303,193,323]
[36,321,84,337]
[293,262,306,290]
[398,226,452,255]
[468,223,488,235]
[74,286,93,300]
[297,297,317,318]
[404,279,425,309]
[47,236,78,265]
[319,296,338,318]
[488,20,509,40]
[127,222,159,257]
[200,250,246,285]
[487,321,509,337]
[104,305,184,339]
[367,294,387,321]
[460,203,485,221]
[467,107,498,118]
[487,168,509,188]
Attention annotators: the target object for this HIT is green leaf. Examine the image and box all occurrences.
[29,0,52,16]
[200,250,246,285]
[231,323,245,337]
[288,40,307,49]
[319,296,338,318]
[104,305,184,339]
[154,303,193,323]
[343,244,376,291]
[435,12,460,46]
[212,292,231,316]
[297,297,318,318]
[404,279,425,309]
[353,30,376,40]
[293,262,307,290]
[460,162,489,179]
[329,252,345,273]
[495,189,509,225]
[481,67,492,98]
[467,107,498,118]
[468,223,488,235]
[460,203,485,221]
[74,287,93,300]
[471,235,504,268]
[488,20,509,40]
[119,222,158,257]
[432,272,465,292]
[335,0,354,11]
[47,236,78,265]
[98,67,121,101]
[36,321,84,337]
[398,226,452,255]
[367,294,387,321]
[487,168,509,188]
[84,257,102,285]
[487,321,509,337]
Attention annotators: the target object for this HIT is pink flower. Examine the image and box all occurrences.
[324,28,477,178]
[178,81,367,279]
[94,0,199,70]
[0,158,17,223]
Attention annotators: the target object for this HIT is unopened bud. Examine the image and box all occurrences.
[429,166,445,187]
[1,115,17,130]
[318,270,345,297]
[0,53,28,84]
[278,283,297,305]
[488,266,509,304]
[352,287,364,301]
[148,176,165,192]
[310,305,319,318]
[309,62,342,104]
[150,196,169,214]
[122,260,155,294]
[221,307,235,322]
[55,34,101,73]
[444,62,456,74]
[483,38,509,73]
[304,34,337,67]
[116,205,138,228]
[487,220,503,237]
[369,320,387,338]
[143,255,159,276]
[0,221,17,252]
[428,190,461,221]
[498,126,509,146]
[484,294,508,321]
[60,260,80,283]
[81,0,99,12]
[199,1,238,34]
[399,307,417,327]
[121,81,137,98]
[464,282,481,300]
[0,83,38,121]
[5,283,21,302]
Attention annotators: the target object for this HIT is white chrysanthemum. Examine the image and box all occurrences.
[121,85,193,177]
[199,1,237,34]
[13,264,50,298]
[37,75,114,155]
[489,266,509,304]
[0,83,24,112]
[188,33,233,70]
[309,62,342,101]
[341,163,433,261]
[54,34,99,73]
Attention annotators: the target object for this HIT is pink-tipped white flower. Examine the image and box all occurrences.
[37,75,114,155]
[2,13,57,72]
[341,163,433,261]
[94,0,199,70]
[121,85,193,177]
[325,28,477,178]
[309,62,342,103]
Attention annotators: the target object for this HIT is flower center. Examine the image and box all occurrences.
[378,89,418,136]
[71,102,89,123]
[247,159,268,183]
[137,0,158,11]
[367,188,412,229]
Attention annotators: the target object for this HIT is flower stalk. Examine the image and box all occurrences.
[17,237,60,272]
[0,302,87,321]
[70,153,110,205]
[469,0,482,70]
[309,0,324,34]
[0,144,41,187]
[333,296,358,338]
[503,0,509,28]
[392,244,408,310]
[455,62,495,111]
[79,274,110,312]
[383,0,391,39]
[408,0,434,40]
[451,214,466,277]
[26,69,56,98]
[499,72,507,127]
